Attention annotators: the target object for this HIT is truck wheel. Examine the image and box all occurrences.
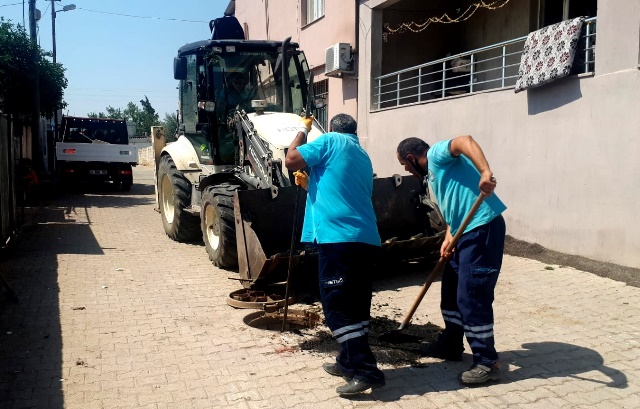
[121,176,133,192]
[201,183,239,268]
[157,155,201,242]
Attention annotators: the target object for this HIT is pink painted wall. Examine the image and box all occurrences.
[235,0,358,122]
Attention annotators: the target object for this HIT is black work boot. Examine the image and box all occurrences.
[336,378,385,396]
[459,363,501,385]
[322,362,352,381]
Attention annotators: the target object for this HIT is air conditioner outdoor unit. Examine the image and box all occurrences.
[325,43,353,77]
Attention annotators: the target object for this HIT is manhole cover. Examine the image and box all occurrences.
[243,309,321,331]
[227,289,295,309]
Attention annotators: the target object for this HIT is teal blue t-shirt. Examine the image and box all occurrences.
[427,139,507,235]
[297,132,381,246]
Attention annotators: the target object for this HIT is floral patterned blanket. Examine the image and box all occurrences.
[515,17,585,93]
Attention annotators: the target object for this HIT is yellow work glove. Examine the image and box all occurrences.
[296,115,314,136]
[294,170,309,190]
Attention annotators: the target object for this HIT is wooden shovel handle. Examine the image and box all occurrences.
[397,194,486,330]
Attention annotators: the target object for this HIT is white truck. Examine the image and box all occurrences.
[56,116,139,191]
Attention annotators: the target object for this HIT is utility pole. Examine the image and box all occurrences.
[28,0,42,172]
[51,0,58,172]
[51,1,57,63]
[49,1,75,174]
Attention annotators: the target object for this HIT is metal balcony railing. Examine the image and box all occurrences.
[373,17,596,110]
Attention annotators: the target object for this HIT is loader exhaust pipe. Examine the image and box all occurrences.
[281,37,291,113]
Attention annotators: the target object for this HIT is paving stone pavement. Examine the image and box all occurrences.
[0,166,639,408]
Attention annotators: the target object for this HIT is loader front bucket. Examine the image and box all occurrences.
[234,186,310,288]
[234,175,445,288]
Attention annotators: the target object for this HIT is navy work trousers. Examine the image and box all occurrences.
[317,242,385,384]
[440,215,506,366]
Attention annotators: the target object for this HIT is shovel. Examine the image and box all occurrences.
[379,193,486,343]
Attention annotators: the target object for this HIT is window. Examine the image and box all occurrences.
[313,79,328,131]
[304,0,324,25]
[541,0,597,27]
[540,0,597,73]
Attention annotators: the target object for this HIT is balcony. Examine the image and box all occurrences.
[373,17,596,110]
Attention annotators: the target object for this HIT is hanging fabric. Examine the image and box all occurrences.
[515,17,585,93]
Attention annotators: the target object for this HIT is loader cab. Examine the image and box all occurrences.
[174,40,311,166]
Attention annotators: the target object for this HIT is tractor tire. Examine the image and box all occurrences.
[157,155,201,242]
[201,183,240,268]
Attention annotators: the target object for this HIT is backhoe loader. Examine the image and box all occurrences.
[153,16,445,289]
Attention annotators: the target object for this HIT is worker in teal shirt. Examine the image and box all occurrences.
[397,136,506,385]
[285,114,385,396]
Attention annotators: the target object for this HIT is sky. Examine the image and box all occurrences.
[0,0,228,118]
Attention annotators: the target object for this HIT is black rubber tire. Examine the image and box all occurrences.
[201,183,240,268]
[157,155,201,242]
[121,175,133,192]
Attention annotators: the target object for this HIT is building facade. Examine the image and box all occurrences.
[233,1,640,269]
[358,0,640,268]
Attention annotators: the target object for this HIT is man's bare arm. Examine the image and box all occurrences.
[450,135,496,196]
[284,131,308,171]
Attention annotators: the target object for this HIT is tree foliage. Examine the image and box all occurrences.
[88,96,160,136]
[160,111,179,142]
[0,18,67,117]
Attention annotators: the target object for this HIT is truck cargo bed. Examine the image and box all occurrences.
[56,142,138,164]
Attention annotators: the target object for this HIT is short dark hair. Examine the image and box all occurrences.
[329,114,357,134]
[397,137,430,159]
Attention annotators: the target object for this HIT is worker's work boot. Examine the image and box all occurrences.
[336,378,385,396]
[322,362,352,381]
[459,363,501,385]
[418,339,464,361]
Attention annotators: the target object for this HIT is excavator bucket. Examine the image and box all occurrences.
[234,175,445,288]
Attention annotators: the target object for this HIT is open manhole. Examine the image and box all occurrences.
[243,309,321,331]
[227,289,295,309]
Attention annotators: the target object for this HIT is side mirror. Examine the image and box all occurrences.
[314,97,327,109]
[173,57,187,80]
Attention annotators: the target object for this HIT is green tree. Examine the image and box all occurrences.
[0,18,67,117]
[39,56,68,116]
[89,96,160,136]
[160,111,179,142]
[88,106,124,119]
[139,95,159,135]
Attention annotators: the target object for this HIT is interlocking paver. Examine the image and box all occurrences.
[1,166,639,408]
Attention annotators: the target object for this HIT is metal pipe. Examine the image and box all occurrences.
[441,62,446,98]
[281,37,291,112]
[585,22,591,73]
[418,67,422,102]
[470,54,475,93]
[502,45,506,87]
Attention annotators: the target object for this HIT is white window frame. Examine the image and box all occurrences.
[539,0,597,27]
[304,0,325,26]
